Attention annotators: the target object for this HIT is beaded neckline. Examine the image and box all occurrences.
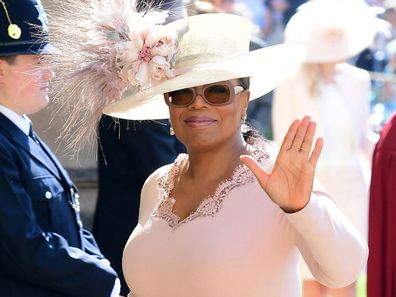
[151,148,269,229]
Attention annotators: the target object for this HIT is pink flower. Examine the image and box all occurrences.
[114,11,181,89]
[150,56,172,80]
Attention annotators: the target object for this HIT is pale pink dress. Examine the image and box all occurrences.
[122,149,367,297]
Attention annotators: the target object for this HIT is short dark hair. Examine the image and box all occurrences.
[0,55,17,65]
[239,77,250,90]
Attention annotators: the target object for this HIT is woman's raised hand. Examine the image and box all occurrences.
[241,116,323,213]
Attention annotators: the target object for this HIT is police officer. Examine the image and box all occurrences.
[0,1,120,296]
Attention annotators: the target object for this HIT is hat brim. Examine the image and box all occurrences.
[103,42,305,120]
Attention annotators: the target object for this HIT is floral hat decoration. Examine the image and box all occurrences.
[47,0,304,150]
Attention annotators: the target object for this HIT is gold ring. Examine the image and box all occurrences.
[299,147,310,153]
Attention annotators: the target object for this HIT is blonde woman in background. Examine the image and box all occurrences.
[272,0,380,296]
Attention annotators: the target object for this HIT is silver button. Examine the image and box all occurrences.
[100,258,111,266]
[45,191,52,199]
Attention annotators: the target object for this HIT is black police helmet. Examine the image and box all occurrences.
[0,0,55,56]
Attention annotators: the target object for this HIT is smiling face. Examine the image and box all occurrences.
[0,54,53,115]
[168,79,250,153]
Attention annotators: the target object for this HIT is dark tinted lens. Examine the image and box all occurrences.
[204,85,230,104]
[167,88,194,106]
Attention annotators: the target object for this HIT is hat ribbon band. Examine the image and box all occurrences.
[174,52,245,76]
[174,61,217,76]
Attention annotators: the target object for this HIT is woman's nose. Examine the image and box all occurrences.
[189,92,209,109]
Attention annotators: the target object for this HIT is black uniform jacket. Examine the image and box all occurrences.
[0,113,118,297]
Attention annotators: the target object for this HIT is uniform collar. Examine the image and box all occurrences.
[0,104,31,136]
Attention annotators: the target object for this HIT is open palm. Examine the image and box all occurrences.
[241,116,323,213]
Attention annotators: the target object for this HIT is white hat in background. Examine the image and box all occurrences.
[284,0,384,63]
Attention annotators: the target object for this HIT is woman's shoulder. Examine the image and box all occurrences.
[337,63,370,81]
[138,154,188,225]
[146,163,173,183]
[144,153,187,188]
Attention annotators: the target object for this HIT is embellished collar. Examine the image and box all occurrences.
[151,148,270,229]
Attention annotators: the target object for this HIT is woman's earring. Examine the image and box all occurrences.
[241,112,248,133]
[169,119,175,135]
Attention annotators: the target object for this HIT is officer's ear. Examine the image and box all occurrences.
[0,57,14,82]
[0,60,6,81]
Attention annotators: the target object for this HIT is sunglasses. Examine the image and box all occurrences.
[164,82,245,107]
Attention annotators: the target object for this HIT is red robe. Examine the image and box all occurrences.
[367,112,396,297]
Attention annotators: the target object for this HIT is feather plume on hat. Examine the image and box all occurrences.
[45,0,187,152]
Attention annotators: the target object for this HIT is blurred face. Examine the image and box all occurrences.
[209,0,234,12]
[165,79,249,153]
[270,0,289,12]
[0,55,53,115]
[384,9,396,28]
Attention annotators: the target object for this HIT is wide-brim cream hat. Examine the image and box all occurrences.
[102,13,305,120]
[285,0,382,63]
[48,2,306,151]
